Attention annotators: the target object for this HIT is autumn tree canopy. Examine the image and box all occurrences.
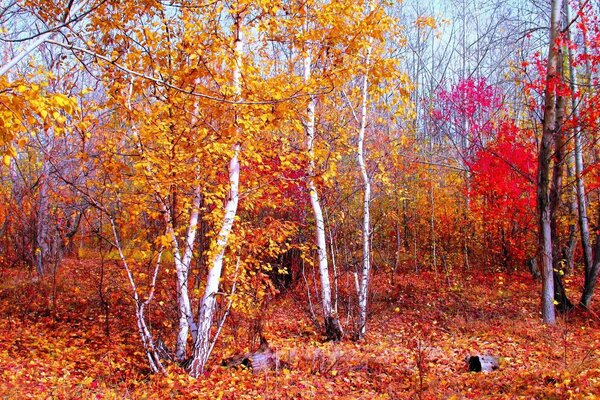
[1,0,600,397]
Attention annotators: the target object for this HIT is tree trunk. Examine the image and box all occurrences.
[549,52,572,313]
[357,37,372,340]
[127,74,200,361]
[110,218,165,374]
[186,17,243,377]
[303,30,343,342]
[164,185,201,361]
[563,159,577,274]
[582,214,600,307]
[537,0,563,325]
[35,160,50,277]
[565,1,598,307]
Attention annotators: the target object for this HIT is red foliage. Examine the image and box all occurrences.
[468,121,537,269]
[432,78,503,152]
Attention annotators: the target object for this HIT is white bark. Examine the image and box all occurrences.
[187,20,243,376]
[36,161,49,276]
[304,52,333,318]
[127,76,199,360]
[164,185,201,361]
[129,75,204,360]
[191,143,239,371]
[304,40,343,339]
[357,40,372,339]
[565,2,593,306]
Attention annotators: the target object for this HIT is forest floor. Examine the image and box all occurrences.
[0,258,599,399]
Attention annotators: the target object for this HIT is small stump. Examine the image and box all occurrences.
[466,355,499,372]
[222,338,278,374]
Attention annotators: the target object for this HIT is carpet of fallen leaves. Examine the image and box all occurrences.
[1,258,599,399]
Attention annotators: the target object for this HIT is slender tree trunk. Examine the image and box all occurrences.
[35,160,50,277]
[549,61,572,312]
[586,217,600,307]
[110,218,165,374]
[564,160,577,274]
[126,75,199,361]
[186,16,242,377]
[303,35,343,342]
[165,185,201,361]
[357,38,372,340]
[537,0,563,325]
[324,207,339,313]
[565,1,598,307]
[430,168,437,281]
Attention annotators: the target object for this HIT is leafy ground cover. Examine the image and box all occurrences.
[1,259,599,399]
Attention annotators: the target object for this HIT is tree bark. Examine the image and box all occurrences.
[584,217,600,307]
[303,24,343,342]
[163,185,201,361]
[357,36,372,340]
[537,0,563,325]
[549,51,572,313]
[565,1,598,307]
[126,75,199,361]
[186,15,243,377]
[110,218,165,374]
[35,160,49,276]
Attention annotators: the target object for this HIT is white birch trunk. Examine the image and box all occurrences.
[189,144,239,375]
[36,160,49,276]
[565,2,594,306]
[357,41,372,340]
[165,185,201,361]
[304,47,342,340]
[127,76,199,360]
[186,20,242,377]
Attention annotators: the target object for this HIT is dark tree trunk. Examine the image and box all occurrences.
[581,214,600,307]
[549,49,572,312]
[528,257,541,281]
[325,314,344,342]
[553,270,573,313]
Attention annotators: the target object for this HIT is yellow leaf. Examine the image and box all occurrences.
[81,376,94,385]
[16,84,27,93]
[2,154,10,166]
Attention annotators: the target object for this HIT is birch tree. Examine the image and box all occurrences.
[356,5,373,340]
[565,1,600,308]
[185,5,243,377]
[303,30,344,342]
